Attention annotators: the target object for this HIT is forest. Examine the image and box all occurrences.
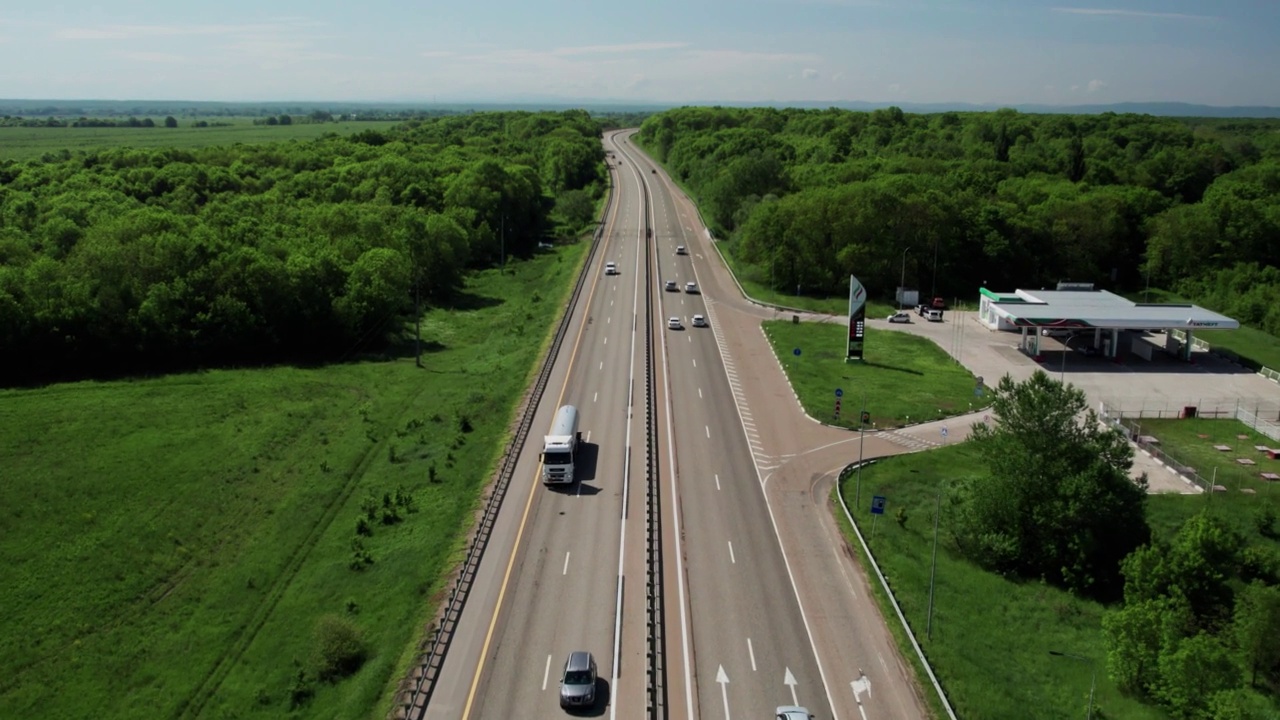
[0,110,607,384]
[636,107,1280,334]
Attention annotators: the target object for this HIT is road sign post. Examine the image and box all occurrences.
[871,495,886,540]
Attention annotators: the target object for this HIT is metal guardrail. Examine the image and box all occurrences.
[397,166,615,719]
[835,462,958,720]
[639,172,669,719]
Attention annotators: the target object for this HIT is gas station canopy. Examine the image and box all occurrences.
[978,287,1239,332]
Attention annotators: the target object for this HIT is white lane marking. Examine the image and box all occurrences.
[604,336,608,345]
[692,358,697,368]
[608,316,611,324]
[705,425,710,439]
[698,387,703,398]
[599,361,603,370]
[594,391,598,403]
[728,541,736,564]
[852,672,872,703]
[747,638,757,671]
[563,552,571,575]
[715,474,721,491]
[542,654,552,691]
[586,431,591,443]
[716,666,732,720]
[785,667,799,706]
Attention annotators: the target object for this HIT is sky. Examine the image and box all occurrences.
[1,0,1278,107]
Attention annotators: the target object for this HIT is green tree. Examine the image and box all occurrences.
[1233,582,1280,687]
[949,371,1149,598]
[1155,633,1240,719]
[163,115,178,128]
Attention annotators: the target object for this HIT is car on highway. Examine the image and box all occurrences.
[664,280,678,292]
[559,651,596,709]
[692,314,707,327]
[887,311,911,323]
[776,706,813,720]
[676,245,688,255]
[685,281,699,294]
[668,316,682,330]
[605,261,618,275]
[651,168,657,174]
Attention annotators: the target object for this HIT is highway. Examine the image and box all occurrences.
[419,129,931,720]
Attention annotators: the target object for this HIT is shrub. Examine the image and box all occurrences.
[310,614,368,683]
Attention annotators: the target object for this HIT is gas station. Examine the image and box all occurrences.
[977,284,1239,362]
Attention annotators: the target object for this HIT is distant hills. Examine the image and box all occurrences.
[2,97,1278,119]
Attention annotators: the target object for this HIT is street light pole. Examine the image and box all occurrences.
[899,246,912,309]
[1060,334,1084,384]
[931,238,939,299]
[856,391,867,508]
[1048,651,1096,720]
[926,488,941,640]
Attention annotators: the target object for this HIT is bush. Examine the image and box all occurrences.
[310,614,368,683]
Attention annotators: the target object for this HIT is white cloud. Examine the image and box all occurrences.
[115,51,190,64]
[801,68,819,80]
[1050,7,1218,21]
[551,41,688,56]
[420,50,455,58]
[832,71,845,81]
[1087,78,1106,92]
[888,83,903,93]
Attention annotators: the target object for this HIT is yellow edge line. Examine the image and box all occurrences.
[459,134,625,719]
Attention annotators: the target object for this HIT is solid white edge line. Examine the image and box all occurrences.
[748,638,757,672]
[728,540,736,564]
[563,551,571,576]
[543,653,552,691]
[624,131,696,720]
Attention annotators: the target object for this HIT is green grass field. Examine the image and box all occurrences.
[762,320,985,428]
[0,119,400,161]
[840,420,1280,719]
[0,241,588,719]
[839,445,1170,720]
[712,237,897,317]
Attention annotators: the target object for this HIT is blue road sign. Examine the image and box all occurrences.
[871,495,887,515]
[941,426,949,438]
[974,386,984,397]
[793,348,802,356]
[835,388,844,398]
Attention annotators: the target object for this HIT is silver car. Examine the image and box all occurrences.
[664,280,678,292]
[776,707,813,720]
[559,651,596,709]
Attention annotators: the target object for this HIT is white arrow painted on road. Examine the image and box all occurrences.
[717,665,731,720]
[852,671,872,703]
[784,667,799,707]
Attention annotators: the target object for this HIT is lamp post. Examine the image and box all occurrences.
[931,238,939,299]
[1060,333,1085,384]
[1048,650,1096,720]
[899,246,912,309]
[855,391,867,508]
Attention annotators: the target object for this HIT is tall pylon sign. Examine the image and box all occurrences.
[848,275,866,360]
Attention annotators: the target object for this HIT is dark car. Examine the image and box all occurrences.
[559,651,597,709]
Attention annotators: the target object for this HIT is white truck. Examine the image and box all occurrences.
[541,405,580,484]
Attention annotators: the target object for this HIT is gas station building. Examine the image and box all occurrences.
[978,285,1239,361]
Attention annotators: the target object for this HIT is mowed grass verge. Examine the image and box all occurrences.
[0,241,588,720]
[712,236,896,318]
[1131,418,1280,539]
[0,119,400,160]
[762,320,984,428]
[838,445,1170,720]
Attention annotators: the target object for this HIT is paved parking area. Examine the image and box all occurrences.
[873,311,1280,494]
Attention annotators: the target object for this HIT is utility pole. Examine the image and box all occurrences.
[856,391,867,507]
[500,216,506,272]
[414,271,422,368]
[899,246,912,309]
[931,238,939,299]
[927,489,941,640]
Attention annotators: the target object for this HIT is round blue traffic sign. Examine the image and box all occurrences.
[793,348,801,356]
[835,388,844,398]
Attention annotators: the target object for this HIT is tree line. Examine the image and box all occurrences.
[0,110,606,384]
[958,373,1280,718]
[636,107,1280,333]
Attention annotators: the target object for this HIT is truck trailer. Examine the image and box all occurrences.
[542,405,580,484]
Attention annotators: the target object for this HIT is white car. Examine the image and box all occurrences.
[685,282,699,294]
[676,245,688,255]
[604,261,618,275]
[776,707,813,720]
[887,311,911,324]
[667,316,682,330]
[692,314,707,328]
[664,280,678,292]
